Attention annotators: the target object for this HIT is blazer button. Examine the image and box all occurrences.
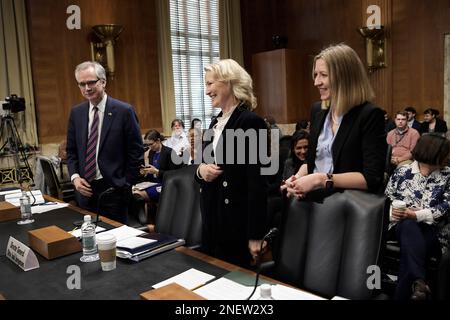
[223,181,228,187]
[224,199,229,205]
[199,188,202,193]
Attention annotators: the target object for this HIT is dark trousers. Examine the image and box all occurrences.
[77,179,130,225]
[393,219,440,300]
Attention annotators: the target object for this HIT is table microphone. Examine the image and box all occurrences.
[73,187,115,227]
[246,227,279,300]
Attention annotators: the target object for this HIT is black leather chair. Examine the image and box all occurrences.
[273,190,386,299]
[154,165,202,248]
[37,156,75,203]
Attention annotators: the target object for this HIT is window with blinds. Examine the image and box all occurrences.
[169,0,220,130]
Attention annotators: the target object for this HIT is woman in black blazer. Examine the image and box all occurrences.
[283,44,386,198]
[196,59,268,268]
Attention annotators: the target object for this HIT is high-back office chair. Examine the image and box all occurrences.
[274,190,386,299]
[155,165,202,248]
[37,156,75,203]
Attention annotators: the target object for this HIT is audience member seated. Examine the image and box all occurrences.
[404,106,421,131]
[386,111,420,169]
[385,133,450,300]
[383,109,396,133]
[283,130,309,180]
[163,118,190,156]
[191,118,202,130]
[187,127,202,164]
[420,108,448,135]
[133,129,181,223]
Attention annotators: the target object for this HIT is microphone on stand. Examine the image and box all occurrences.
[73,187,115,227]
[94,187,115,226]
[246,227,279,300]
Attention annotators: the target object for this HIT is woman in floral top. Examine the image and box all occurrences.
[385,133,450,300]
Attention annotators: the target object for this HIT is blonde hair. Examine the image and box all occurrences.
[204,59,257,110]
[312,44,375,116]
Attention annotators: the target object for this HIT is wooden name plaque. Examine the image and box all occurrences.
[28,225,82,260]
[140,283,205,300]
[0,201,20,222]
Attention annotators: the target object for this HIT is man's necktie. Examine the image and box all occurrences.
[84,107,99,182]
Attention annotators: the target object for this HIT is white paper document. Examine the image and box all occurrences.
[153,268,216,290]
[69,226,106,239]
[31,202,69,214]
[5,190,45,206]
[0,189,21,196]
[194,278,326,300]
[99,225,146,242]
[133,181,158,191]
[117,236,156,250]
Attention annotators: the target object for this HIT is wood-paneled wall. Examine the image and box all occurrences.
[241,0,450,122]
[26,0,161,144]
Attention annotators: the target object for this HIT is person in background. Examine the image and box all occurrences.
[163,119,190,156]
[187,127,202,164]
[191,118,202,130]
[66,61,143,224]
[383,109,396,133]
[404,106,421,131]
[283,44,386,199]
[133,129,181,222]
[386,111,420,168]
[282,130,309,180]
[420,108,448,135]
[196,59,268,268]
[385,134,450,300]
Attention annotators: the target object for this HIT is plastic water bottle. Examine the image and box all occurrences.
[17,191,34,225]
[80,215,99,262]
[258,284,275,300]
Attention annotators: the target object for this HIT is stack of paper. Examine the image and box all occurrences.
[5,190,45,206]
[193,278,326,300]
[103,225,185,262]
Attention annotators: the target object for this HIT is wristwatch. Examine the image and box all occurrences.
[325,173,334,190]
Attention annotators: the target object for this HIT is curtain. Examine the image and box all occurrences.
[219,0,243,65]
[0,0,38,147]
[156,0,177,136]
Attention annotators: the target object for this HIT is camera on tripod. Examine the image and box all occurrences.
[2,94,26,113]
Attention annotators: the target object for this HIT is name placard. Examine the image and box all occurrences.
[6,237,39,271]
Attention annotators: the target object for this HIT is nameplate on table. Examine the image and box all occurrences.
[6,237,40,272]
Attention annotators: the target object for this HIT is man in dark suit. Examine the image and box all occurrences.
[66,61,143,224]
[404,106,421,132]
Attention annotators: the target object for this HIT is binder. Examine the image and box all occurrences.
[116,232,185,262]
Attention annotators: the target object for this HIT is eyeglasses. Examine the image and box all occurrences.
[77,79,101,88]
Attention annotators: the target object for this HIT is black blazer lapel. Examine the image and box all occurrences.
[80,103,90,154]
[332,105,361,167]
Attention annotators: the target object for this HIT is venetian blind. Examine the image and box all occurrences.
[169,0,220,130]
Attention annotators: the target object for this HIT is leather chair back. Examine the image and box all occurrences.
[37,156,75,203]
[155,165,202,247]
[275,190,386,299]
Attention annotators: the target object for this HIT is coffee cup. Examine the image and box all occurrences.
[391,200,406,221]
[97,233,117,271]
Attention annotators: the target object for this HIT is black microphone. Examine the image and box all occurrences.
[95,187,115,226]
[73,187,115,227]
[246,227,280,300]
